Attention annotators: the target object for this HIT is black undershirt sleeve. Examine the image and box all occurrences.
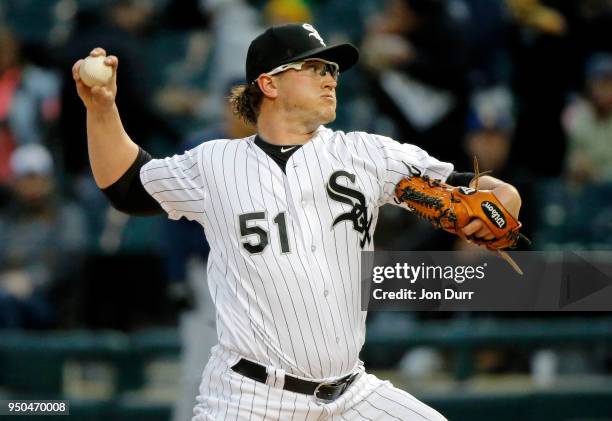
[446,171,475,187]
[101,147,163,215]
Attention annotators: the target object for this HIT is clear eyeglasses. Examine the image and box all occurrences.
[264,59,340,81]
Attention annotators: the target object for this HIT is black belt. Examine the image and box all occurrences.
[231,358,358,402]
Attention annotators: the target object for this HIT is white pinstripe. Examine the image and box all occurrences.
[140,126,452,420]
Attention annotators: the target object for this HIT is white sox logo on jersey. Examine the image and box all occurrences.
[302,23,326,46]
[326,170,372,248]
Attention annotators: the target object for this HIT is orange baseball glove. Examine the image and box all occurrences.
[394,174,523,251]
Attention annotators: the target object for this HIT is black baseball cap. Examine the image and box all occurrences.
[246,23,359,84]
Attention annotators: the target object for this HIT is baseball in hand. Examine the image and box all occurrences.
[79,55,113,87]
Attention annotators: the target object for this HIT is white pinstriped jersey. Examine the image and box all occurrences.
[140,126,453,380]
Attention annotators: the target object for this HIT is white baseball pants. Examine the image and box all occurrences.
[192,346,447,421]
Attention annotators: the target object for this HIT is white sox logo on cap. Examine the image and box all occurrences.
[302,23,326,47]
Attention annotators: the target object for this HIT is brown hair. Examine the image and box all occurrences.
[229,83,264,126]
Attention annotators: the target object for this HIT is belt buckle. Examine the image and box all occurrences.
[313,373,356,403]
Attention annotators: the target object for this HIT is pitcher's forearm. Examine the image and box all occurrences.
[87,104,139,188]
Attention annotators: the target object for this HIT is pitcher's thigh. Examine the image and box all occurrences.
[337,380,447,421]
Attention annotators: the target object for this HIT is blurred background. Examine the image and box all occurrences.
[1,0,612,419]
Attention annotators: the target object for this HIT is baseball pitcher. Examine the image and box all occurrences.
[73,23,522,420]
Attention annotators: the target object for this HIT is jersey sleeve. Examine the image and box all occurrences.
[371,134,454,205]
[139,144,207,221]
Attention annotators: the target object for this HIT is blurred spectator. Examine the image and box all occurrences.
[464,86,514,175]
[153,31,213,128]
[153,1,213,128]
[460,0,512,89]
[361,0,470,167]
[574,0,612,55]
[264,0,312,25]
[507,0,568,35]
[198,0,261,121]
[563,53,612,184]
[0,144,87,328]
[160,0,211,30]
[54,0,179,180]
[0,26,60,184]
[506,0,607,177]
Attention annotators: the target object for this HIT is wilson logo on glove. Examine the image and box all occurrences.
[458,186,476,195]
[481,201,506,229]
